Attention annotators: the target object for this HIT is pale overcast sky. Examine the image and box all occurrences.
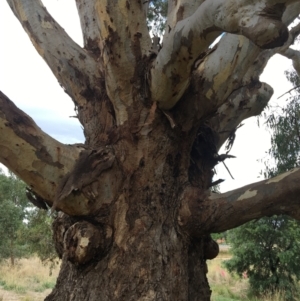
[0,1,296,192]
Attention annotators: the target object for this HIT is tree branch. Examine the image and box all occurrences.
[0,91,122,216]
[94,0,152,125]
[0,91,81,209]
[7,0,103,107]
[178,2,300,138]
[178,167,300,237]
[279,48,300,76]
[152,0,290,109]
[75,0,102,53]
[210,81,273,150]
[165,0,205,32]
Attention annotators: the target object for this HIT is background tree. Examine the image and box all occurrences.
[1,1,300,300]
[225,69,300,300]
[0,170,55,266]
[0,170,28,265]
[22,209,57,265]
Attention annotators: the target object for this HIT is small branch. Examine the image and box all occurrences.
[209,179,225,188]
[222,161,234,180]
[277,85,300,99]
[178,167,300,237]
[7,0,103,106]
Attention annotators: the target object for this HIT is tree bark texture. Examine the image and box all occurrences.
[2,0,300,300]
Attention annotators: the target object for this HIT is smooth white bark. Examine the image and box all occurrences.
[152,0,291,109]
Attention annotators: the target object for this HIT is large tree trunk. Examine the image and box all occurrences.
[2,1,300,300]
[46,102,217,301]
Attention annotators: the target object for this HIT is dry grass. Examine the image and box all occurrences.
[0,253,296,301]
[208,257,250,301]
[0,256,59,298]
[207,251,299,301]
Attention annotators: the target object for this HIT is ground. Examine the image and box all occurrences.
[0,287,51,301]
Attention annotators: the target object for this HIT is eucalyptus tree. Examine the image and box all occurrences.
[0,171,27,266]
[1,1,300,300]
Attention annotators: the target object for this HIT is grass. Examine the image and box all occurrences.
[208,250,299,301]
[0,252,297,301]
[208,257,249,301]
[0,256,59,298]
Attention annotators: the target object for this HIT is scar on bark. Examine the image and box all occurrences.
[53,146,115,210]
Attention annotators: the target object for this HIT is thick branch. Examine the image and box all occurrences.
[152,0,290,109]
[7,0,102,106]
[0,91,121,216]
[95,0,152,125]
[0,91,81,206]
[178,168,300,236]
[180,2,300,138]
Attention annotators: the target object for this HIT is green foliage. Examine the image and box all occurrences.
[147,0,168,35]
[22,209,57,264]
[0,169,56,266]
[224,216,300,300]
[225,69,300,300]
[211,231,228,242]
[264,70,300,177]
[0,170,28,264]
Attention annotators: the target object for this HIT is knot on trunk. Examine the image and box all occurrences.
[203,235,219,260]
[64,221,113,265]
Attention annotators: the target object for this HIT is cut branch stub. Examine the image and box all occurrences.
[63,221,113,265]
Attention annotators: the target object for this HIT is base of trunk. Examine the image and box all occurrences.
[46,215,214,301]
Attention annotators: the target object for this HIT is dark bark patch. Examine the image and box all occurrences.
[52,212,76,259]
[26,188,49,210]
[203,235,219,260]
[132,32,143,60]
[85,38,101,58]
[23,21,42,44]
[176,5,184,23]
[200,25,221,40]
[56,146,115,202]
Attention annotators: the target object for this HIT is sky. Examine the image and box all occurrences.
[0,1,296,192]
